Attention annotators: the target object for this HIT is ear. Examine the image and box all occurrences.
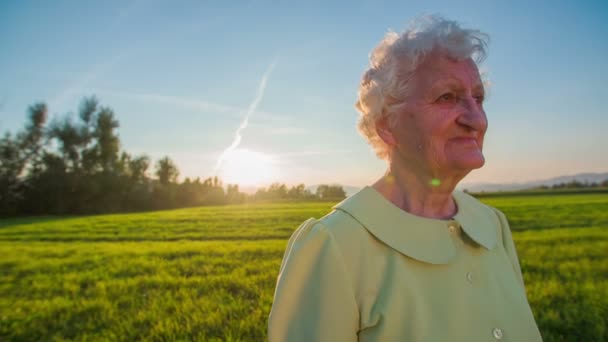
[375,116,397,146]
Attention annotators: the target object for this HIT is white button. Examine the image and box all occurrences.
[466,272,473,283]
[448,223,457,233]
[492,327,503,340]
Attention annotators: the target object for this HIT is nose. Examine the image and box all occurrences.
[457,96,487,133]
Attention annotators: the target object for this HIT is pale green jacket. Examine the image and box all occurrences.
[268,186,542,341]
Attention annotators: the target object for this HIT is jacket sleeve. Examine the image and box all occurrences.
[493,208,526,290]
[268,218,359,342]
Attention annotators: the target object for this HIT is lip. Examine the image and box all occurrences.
[450,137,478,145]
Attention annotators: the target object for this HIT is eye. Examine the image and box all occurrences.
[436,93,457,104]
[473,94,485,105]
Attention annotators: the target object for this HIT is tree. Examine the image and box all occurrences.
[18,152,68,214]
[288,184,309,199]
[226,184,245,204]
[268,183,288,199]
[18,103,48,175]
[316,184,346,200]
[155,157,179,185]
[0,103,48,215]
[198,176,225,205]
[0,133,24,214]
[92,107,120,173]
[129,155,151,184]
[48,116,84,171]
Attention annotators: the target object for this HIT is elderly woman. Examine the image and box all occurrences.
[268,16,542,341]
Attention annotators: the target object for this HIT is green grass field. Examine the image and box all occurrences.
[1,194,607,341]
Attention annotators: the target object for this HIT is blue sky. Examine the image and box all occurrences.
[1,0,607,188]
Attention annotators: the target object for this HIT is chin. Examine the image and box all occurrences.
[450,155,485,172]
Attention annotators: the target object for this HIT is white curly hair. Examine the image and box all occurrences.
[355,15,489,161]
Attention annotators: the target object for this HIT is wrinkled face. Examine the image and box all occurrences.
[385,53,488,178]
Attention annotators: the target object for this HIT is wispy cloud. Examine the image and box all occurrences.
[113,0,145,24]
[245,123,308,135]
[48,0,163,112]
[213,60,278,173]
[92,89,291,124]
[275,149,354,159]
[49,53,128,110]
[108,91,241,115]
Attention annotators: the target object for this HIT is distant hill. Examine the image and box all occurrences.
[459,172,608,193]
[237,172,608,196]
[309,172,608,195]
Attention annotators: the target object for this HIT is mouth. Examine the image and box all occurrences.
[450,137,479,145]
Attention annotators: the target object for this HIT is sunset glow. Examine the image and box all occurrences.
[219,149,278,186]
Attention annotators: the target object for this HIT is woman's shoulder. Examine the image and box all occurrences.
[282,207,376,275]
[288,208,372,251]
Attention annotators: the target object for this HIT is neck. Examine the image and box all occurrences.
[372,162,466,219]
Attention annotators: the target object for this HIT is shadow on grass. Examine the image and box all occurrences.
[0,215,83,229]
[0,234,291,242]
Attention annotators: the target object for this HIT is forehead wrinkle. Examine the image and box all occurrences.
[462,61,484,91]
[472,83,485,94]
[429,78,466,93]
[406,56,483,100]
[429,70,484,95]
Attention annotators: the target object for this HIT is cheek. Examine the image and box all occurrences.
[396,105,456,150]
[429,109,460,140]
[393,113,421,145]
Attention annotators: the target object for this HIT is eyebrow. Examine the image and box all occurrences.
[429,79,485,94]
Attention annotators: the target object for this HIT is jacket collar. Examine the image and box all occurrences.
[332,186,498,265]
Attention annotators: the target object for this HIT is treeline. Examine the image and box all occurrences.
[535,179,608,190]
[0,97,346,217]
[254,183,346,201]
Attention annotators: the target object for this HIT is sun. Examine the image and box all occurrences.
[219,149,278,186]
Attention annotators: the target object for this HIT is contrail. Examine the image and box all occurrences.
[213,60,277,173]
